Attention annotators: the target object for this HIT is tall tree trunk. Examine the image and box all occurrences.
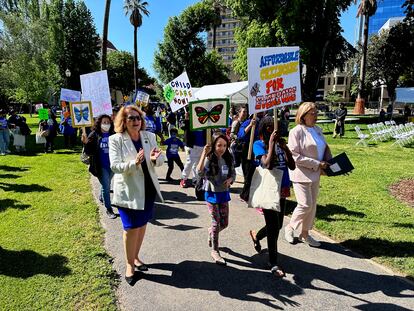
[133,25,138,91]
[101,0,111,70]
[212,25,217,50]
[355,14,369,114]
[302,65,319,102]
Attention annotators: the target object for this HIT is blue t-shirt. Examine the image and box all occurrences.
[144,116,156,133]
[99,133,110,169]
[193,130,205,147]
[163,136,184,158]
[205,191,231,204]
[237,119,259,143]
[0,117,8,129]
[253,140,290,188]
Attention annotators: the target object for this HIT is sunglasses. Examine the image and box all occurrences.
[127,115,141,121]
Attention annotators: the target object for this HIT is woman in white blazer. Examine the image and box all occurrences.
[285,102,332,247]
[109,105,165,285]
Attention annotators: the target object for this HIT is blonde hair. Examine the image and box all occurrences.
[295,102,317,125]
[114,105,146,133]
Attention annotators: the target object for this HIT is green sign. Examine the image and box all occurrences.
[38,108,49,120]
[163,84,175,102]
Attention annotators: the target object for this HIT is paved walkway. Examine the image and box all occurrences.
[91,161,414,311]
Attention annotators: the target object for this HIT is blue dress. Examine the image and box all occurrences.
[117,139,157,230]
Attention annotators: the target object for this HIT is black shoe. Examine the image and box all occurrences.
[125,272,138,286]
[106,210,116,219]
[165,176,174,182]
[135,263,149,272]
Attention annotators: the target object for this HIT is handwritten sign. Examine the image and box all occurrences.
[60,88,81,102]
[134,90,150,107]
[80,70,112,117]
[164,71,194,112]
[35,103,43,112]
[189,98,229,130]
[248,47,302,114]
[38,108,49,120]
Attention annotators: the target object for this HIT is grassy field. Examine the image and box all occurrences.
[290,121,414,279]
[0,116,117,310]
[0,114,413,309]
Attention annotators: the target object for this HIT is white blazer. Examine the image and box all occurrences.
[109,131,165,210]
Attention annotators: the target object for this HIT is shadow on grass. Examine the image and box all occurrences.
[0,199,31,212]
[0,246,71,278]
[0,182,51,193]
[341,237,414,261]
[0,165,29,172]
[0,173,21,179]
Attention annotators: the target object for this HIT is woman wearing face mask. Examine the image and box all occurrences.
[84,114,116,219]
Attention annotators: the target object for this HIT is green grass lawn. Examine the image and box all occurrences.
[288,121,414,279]
[0,115,117,310]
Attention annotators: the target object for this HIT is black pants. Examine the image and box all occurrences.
[334,120,345,136]
[45,136,55,152]
[166,156,184,178]
[256,198,286,266]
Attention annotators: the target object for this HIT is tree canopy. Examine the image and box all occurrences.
[153,0,229,87]
[226,0,355,101]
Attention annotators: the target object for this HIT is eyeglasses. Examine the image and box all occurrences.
[127,115,141,121]
[305,110,318,116]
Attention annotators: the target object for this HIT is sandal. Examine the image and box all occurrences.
[211,250,226,266]
[270,265,286,278]
[249,230,261,253]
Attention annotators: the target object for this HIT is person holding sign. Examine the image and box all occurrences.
[249,116,295,277]
[109,106,164,285]
[196,133,236,265]
[284,102,332,247]
[84,114,116,219]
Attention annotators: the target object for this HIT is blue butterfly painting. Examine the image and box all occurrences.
[74,106,90,123]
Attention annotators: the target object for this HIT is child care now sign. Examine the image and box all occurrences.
[248,47,302,114]
[163,71,194,112]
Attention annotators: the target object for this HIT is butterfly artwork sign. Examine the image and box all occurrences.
[189,98,229,130]
[69,101,93,128]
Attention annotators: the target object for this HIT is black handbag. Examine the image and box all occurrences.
[195,178,205,201]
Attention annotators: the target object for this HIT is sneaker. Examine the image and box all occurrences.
[5,149,11,154]
[211,250,226,266]
[166,176,174,182]
[301,235,321,247]
[180,179,188,188]
[106,210,116,219]
[284,226,294,244]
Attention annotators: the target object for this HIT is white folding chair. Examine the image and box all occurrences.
[355,126,369,146]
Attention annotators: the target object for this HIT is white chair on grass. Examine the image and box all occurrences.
[355,126,369,147]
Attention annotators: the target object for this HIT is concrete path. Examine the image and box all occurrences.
[91,161,414,311]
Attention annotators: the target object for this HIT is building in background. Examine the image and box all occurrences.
[206,6,240,82]
[368,0,405,36]
[316,67,352,102]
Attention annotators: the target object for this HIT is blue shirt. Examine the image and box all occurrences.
[253,140,290,188]
[205,191,231,204]
[163,136,184,158]
[237,119,259,143]
[0,117,7,129]
[193,130,206,147]
[99,133,110,169]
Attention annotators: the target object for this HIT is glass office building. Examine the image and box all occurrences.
[368,0,405,35]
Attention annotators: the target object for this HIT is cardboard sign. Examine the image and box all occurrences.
[38,108,49,121]
[80,70,112,117]
[60,88,81,102]
[248,46,302,114]
[134,90,150,107]
[164,71,194,112]
[69,101,93,128]
[189,98,229,130]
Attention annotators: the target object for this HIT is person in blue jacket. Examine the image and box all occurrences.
[163,127,185,182]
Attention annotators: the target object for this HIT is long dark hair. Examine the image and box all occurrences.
[93,114,114,135]
[206,133,233,177]
[258,116,274,149]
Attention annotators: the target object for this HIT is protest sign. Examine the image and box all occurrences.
[38,108,49,120]
[189,98,229,131]
[35,103,43,112]
[134,90,150,107]
[60,88,81,102]
[69,101,93,128]
[80,70,112,117]
[163,71,194,112]
[248,47,302,114]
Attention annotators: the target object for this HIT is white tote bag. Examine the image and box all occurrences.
[248,166,283,211]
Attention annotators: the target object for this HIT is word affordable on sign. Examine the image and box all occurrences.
[189,98,229,131]
[80,70,112,117]
[248,47,302,114]
[163,71,194,112]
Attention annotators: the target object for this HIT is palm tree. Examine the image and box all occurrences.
[355,0,377,114]
[123,0,149,91]
[101,0,111,70]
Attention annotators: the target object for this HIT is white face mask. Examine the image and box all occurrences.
[101,124,111,132]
